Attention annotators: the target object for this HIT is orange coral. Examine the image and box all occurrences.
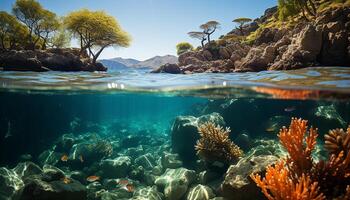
[251,160,325,200]
[278,118,318,178]
[252,118,350,199]
[195,122,243,164]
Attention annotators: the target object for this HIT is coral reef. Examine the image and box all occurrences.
[195,122,243,165]
[251,118,350,200]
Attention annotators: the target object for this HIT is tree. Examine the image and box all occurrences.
[176,42,194,55]
[200,21,220,44]
[188,31,207,48]
[232,17,252,36]
[0,11,28,50]
[277,0,317,21]
[12,0,60,50]
[64,9,131,64]
[49,29,71,48]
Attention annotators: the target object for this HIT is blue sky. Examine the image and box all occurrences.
[0,0,277,60]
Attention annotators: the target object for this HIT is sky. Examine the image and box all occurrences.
[0,0,277,60]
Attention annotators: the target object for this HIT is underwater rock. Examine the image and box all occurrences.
[171,112,225,165]
[155,167,197,200]
[70,139,113,165]
[151,165,163,176]
[38,150,60,166]
[18,174,87,200]
[220,155,278,200]
[99,189,133,200]
[0,167,24,200]
[198,170,221,185]
[135,153,156,170]
[121,135,142,148]
[129,166,145,182]
[13,162,43,179]
[314,104,347,128]
[100,156,132,178]
[69,170,87,184]
[41,165,66,182]
[186,184,215,200]
[161,152,183,169]
[56,134,76,153]
[132,186,164,200]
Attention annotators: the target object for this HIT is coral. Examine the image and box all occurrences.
[195,122,243,164]
[251,161,325,200]
[278,118,318,179]
[252,118,350,200]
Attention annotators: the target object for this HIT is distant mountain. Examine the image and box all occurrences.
[99,55,178,71]
[133,55,178,69]
[99,59,129,71]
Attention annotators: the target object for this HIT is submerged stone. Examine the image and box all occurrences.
[13,162,43,179]
[161,152,183,169]
[186,184,215,200]
[100,156,131,178]
[155,167,196,200]
[0,167,24,200]
[135,153,156,170]
[132,186,164,200]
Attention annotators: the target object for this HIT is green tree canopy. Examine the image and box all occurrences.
[0,11,28,50]
[176,42,194,55]
[232,17,252,35]
[64,9,131,63]
[12,0,60,49]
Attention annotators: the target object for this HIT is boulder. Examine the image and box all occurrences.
[186,184,215,200]
[155,168,197,200]
[161,152,183,169]
[18,175,87,200]
[0,167,24,200]
[100,156,132,178]
[132,186,164,200]
[135,153,156,170]
[220,155,278,200]
[13,162,43,179]
[151,63,182,74]
[171,113,225,164]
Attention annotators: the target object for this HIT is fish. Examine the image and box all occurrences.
[266,127,275,132]
[61,154,69,162]
[86,175,100,182]
[62,177,71,184]
[79,155,84,163]
[284,106,296,112]
[117,179,135,192]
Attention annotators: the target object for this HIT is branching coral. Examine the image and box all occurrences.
[195,122,243,164]
[251,161,325,200]
[278,118,318,179]
[252,118,350,200]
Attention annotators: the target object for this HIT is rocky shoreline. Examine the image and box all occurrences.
[153,5,350,74]
[0,48,107,72]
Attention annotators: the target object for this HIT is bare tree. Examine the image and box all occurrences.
[200,21,220,44]
[232,18,252,36]
[188,31,207,48]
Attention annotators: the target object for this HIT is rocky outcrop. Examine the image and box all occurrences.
[154,5,350,74]
[0,48,107,72]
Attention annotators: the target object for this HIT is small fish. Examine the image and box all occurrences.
[61,154,69,162]
[62,177,71,184]
[266,127,275,132]
[284,106,296,112]
[79,155,84,163]
[86,175,100,182]
[121,184,134,193]
[118,179,129,185]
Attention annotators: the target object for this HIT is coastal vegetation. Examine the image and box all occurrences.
[0,0,131,71]
[176,42,194,56]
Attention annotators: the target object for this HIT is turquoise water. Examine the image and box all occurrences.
[0,67,350,200]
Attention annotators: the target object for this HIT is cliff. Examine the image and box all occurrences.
[0,48,107,72]
[154,3,350,74]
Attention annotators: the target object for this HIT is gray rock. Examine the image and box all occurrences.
[155,168,197,200]
[0,167,24,200]
[152,63,182,74]
[161,152,183,169]
[186,184,215,200]
[220,155,278,200]
[132,186,164,200]
[135,153,156,170]
[100,156,132,178]
[13,162,42,179]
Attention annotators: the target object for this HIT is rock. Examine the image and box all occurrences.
[161,152,183,169]
[13,162,43,179]
[186,184,215,200]
[220,155,278,200]
[100,156,132,178]
[151,63,182,74]
[0,48,107,72]
[135,153,156,170]
[171,113,225,164]
[0,167,24,200]
[132,186,164,200]
[38,150,60,166]
[198,170,221,185]
[269,24,322,70]
[18,175,87,200]
[155,168,196,200]
[99,189,133,200]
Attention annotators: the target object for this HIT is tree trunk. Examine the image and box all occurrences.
[201,39,205,48]
[92,46,107,64]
